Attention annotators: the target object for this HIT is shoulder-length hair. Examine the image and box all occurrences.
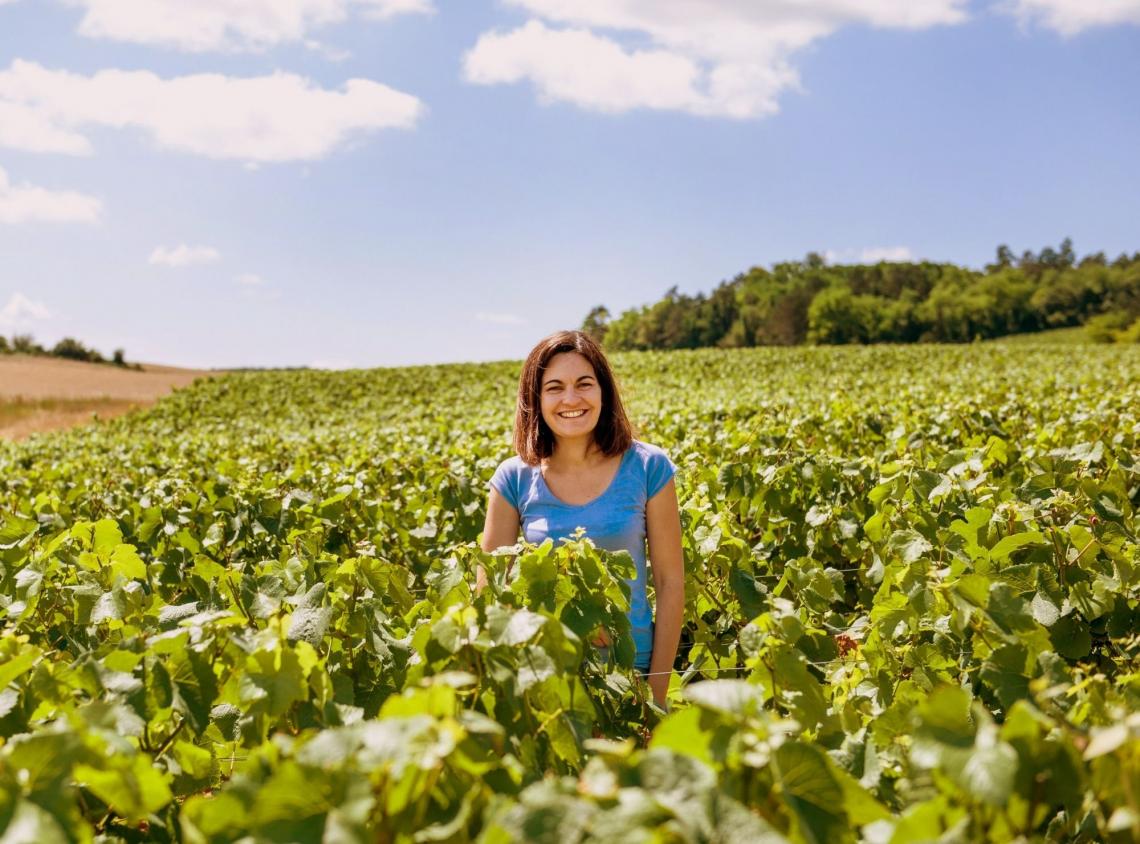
[514,330,633,465]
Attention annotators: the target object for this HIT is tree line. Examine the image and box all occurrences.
[0,334,138,368]
[582,240,1140,349]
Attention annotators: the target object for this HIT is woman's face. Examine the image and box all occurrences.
[539,351,602,443]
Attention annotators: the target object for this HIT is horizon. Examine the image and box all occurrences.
[2,1,1138,369]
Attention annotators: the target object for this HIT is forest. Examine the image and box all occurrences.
[583,240,1140,350]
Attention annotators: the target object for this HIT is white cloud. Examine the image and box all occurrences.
[0,166,102,224]
[149,244,221,267]
[465,0,969,118]
[825,246,915,265]
[304,39,353,62]
[0,60,424,162]
[476,311,526,325]
[66,0,434,52]
[0,292,53,329]
[1006,0,1140,34]
[0,101,92,155]
[234,273,265,286]
[465,22,732,115]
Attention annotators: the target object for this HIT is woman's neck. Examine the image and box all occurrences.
[548,435,598,468]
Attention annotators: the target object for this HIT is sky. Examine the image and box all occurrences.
[0,0,1138,369]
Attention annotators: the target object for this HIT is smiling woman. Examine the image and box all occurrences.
[480,330,684,709]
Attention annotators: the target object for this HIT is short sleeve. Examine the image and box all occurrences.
[645,447,677,499]
[489,459,521,510]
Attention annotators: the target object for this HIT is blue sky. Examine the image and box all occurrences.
[0,0,1137,368]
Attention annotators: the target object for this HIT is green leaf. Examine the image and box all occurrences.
[910,685,974,766]
[683,680,765,718]
[109,544,147,581]
[986,584,1037,633]
[73,754,173,822]
[287,599,333,648]
[980,644,1030,710]
[948,727,1017,807]
[1069,578,1112,620]
[649,707,720,768]
[1049,614,1092,660]
[0,798,73,844]
[773,742,848,844]
[0,645,40,688]
[988,530,1046,564]
[1030,592,1061,627]
[0,515,38,549]
[949,507,992,560]
[92,519,124,554]
[887,529,932,564]
[240,643,306,717]
[498,609,547,647]
[172,741,214,780]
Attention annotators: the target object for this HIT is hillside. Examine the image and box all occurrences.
[0,355,213,439]
[1,345,1138,840]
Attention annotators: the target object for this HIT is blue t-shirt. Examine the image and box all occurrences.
[488,440,677,664]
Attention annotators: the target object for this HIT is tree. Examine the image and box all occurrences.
[113,348,127,366]
[580,306,610,343]
[987,244,1015,272]
[11,334,43,354]
[52,337,103,362]
[1059,237,1076,268]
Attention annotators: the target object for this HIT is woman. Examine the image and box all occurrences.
[481,330,684,708]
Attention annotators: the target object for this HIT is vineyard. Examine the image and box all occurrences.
[1,343,1138,842]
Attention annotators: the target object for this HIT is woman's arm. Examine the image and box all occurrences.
[645,477,684,708]
[477,487,520,591]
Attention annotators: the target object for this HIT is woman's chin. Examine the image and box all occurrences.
[551,423,597,442]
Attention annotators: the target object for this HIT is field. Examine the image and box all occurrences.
[0,356,213,440]
[1,344,1138,842]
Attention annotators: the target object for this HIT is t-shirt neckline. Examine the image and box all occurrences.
[538,446,634,509]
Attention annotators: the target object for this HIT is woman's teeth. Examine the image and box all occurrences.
[559,410,587,418]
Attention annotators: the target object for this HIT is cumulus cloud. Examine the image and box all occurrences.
[465,0,969,118]
[149,244,221,267]
[0,101,92,155]
[825,246,916,265]
[1006,0,1140,34]
[0,292,53,329]
[0,166,102,224]
[476,311,526,325]
[0,60,424,162]
[65,0,434,52]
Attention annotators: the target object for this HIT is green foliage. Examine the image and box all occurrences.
[50,338,106,364]
[594,242,1140,350]
[1,344,1139,841]
[1,333,134,366]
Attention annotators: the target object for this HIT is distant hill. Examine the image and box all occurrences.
[0,355,215,439]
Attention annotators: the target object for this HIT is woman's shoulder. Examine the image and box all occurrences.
[492,454,534,478]
[627,440,677,497]
[628,439,672,463]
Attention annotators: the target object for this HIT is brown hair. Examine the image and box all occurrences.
[513,330,633,465]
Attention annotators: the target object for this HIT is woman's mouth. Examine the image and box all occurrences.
[558,409,588,418]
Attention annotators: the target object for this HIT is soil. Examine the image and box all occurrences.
[0,355,216,439]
